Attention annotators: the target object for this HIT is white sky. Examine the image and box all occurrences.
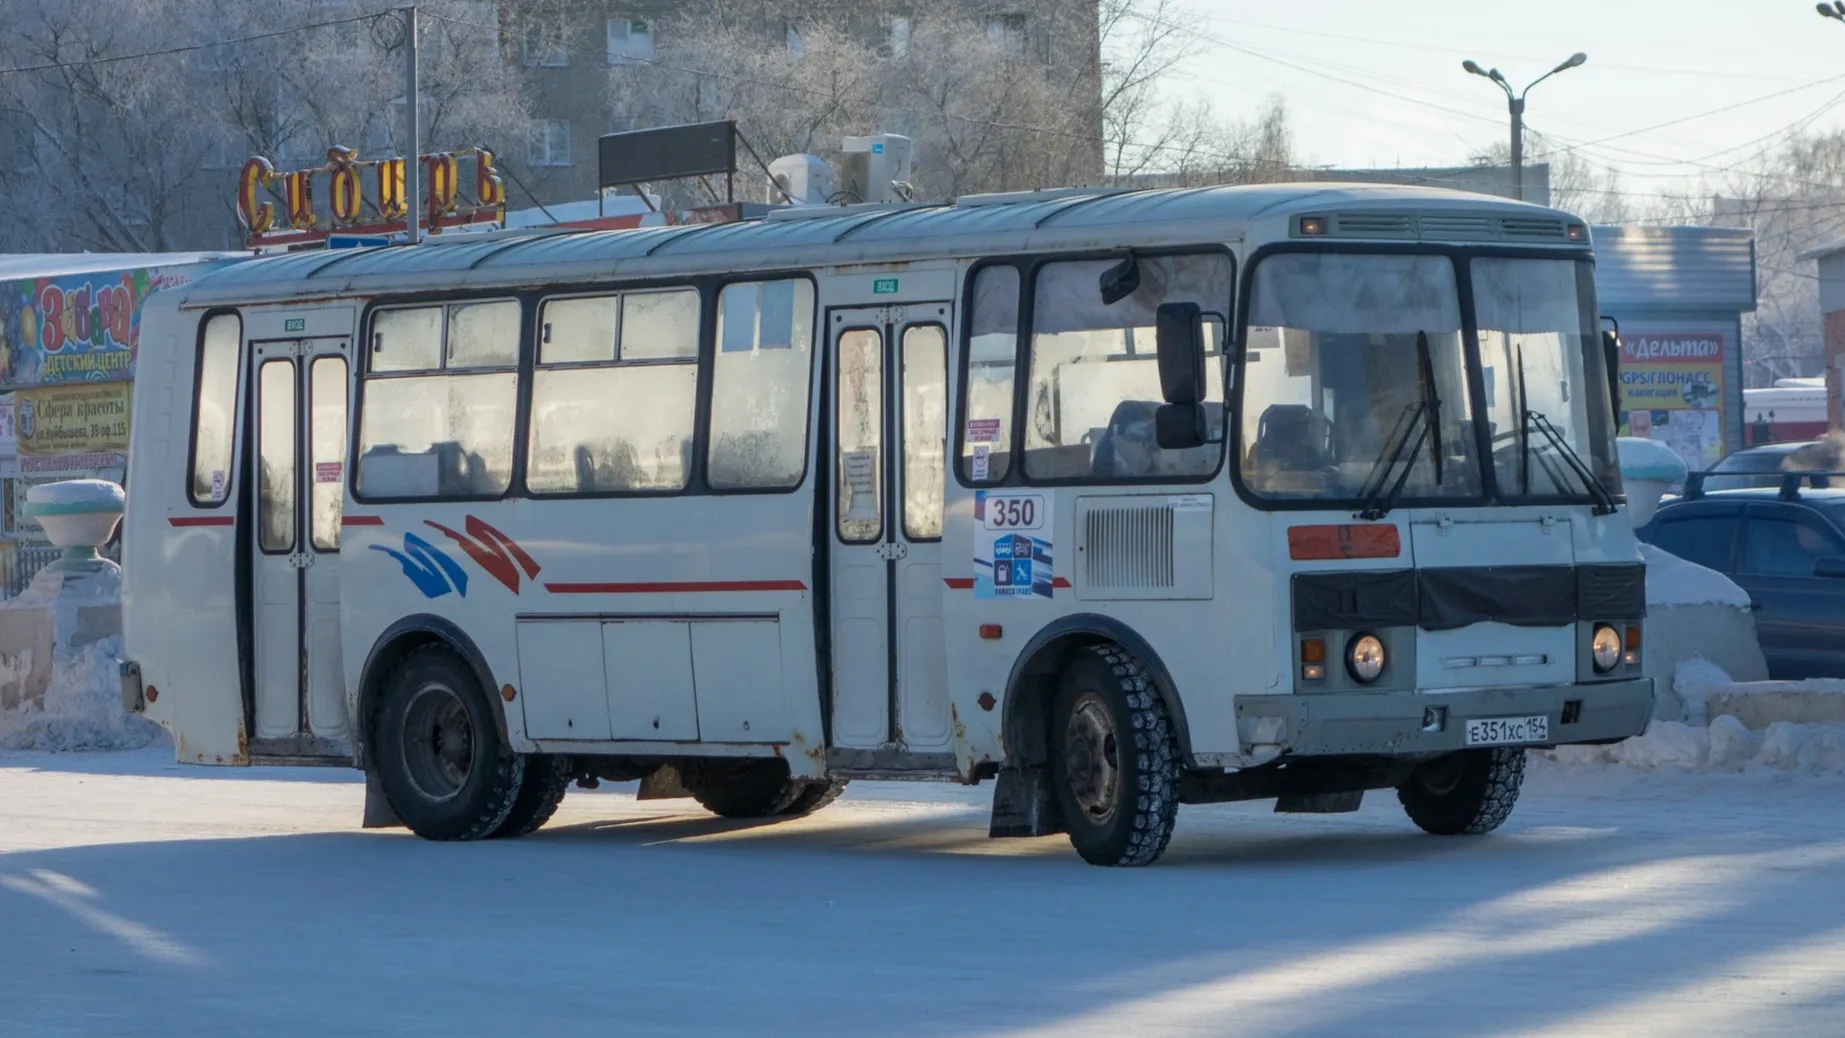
[1177,0,1845,201]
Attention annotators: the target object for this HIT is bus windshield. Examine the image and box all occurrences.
[1237,251,1619,507]
[1240,253,1481,503]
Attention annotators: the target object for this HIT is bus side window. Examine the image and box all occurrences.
[526,288,700,494]
[356,301,519,499]
[707,278,816,490]
[960,265,1019,484]
[190,313,242,505]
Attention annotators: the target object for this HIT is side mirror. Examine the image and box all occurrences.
[1814,556,1845,579]
[1154,302,1206,450]
[1601,329,1622,428]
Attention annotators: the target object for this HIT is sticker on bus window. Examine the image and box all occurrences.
[966,418,1002,443]
[970,444,991,481]
[974,491,1052,599]
[210,470,227,501]
[315,461,343,484]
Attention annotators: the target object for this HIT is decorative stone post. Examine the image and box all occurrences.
[0,479,155,750]
[21,479,126,580]
[1616,437,1688,529]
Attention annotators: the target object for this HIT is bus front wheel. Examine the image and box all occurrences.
[373,646,525,841]
[1396,747,1525,836]
[1049,643,1180,867]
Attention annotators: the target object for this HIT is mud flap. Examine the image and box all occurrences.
[636,762,692,801]
[362,770,404,829]
[989,765,1066,838]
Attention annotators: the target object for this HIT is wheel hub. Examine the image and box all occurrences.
[402,682,474,803]
[1063,693,1120,825]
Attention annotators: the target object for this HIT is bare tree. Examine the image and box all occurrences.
[0,0,540,251]
[604,0,1288,202]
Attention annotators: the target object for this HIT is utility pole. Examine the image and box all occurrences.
[1462,52,1587,202]
[403,5,421,244]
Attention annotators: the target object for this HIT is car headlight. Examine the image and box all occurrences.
[1591,623,1622,674]
[1346,633,1386,683]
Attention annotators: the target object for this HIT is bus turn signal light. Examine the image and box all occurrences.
[979,624,1003,640]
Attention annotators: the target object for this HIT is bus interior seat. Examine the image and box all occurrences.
[1249,404,1332,490]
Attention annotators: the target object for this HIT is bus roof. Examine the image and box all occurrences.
[177,182,1586,307]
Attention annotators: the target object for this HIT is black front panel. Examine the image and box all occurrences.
[1293,563,1646,632]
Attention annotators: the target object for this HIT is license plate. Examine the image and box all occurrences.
[1465,715,1549,746]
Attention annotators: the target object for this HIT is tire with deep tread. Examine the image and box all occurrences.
[1397,747,1526,836]
[781,778,848,816]
[372,646,523,842]
[490,754,571,838]
[1048,643,1181,867]
[683,759,805,818]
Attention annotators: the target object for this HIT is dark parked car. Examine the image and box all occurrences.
[1697,441,1826,491]
[1635,478,1845,680]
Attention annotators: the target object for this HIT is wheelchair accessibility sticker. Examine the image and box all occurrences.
[974,491,1053,599]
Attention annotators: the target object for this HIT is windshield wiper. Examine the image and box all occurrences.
[1525,410,1619,515]
[1507,344,1617,514]
[1355,332,1443,521]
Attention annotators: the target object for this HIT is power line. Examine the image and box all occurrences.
[0,13,375,78]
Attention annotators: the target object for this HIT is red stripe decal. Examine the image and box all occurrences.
[169,516,234,527]
[342,515,385,527]
[545,580,807,594]
[944,576,1071,590]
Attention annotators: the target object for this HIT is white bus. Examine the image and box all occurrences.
[121,184,1654,866]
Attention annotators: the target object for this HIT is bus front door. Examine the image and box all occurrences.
[827,305,953,764]
[248,338,352,758]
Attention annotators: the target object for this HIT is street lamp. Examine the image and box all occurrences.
[1462,52,1588,202]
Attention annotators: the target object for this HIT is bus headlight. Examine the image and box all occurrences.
[1591,624,1622,674]
[1346,633,1386,683]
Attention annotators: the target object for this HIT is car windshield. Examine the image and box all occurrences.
[1472,257,1621,501]
[1240,253,1481,502]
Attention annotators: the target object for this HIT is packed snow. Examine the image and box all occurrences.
[3,750,1844,1037]
[1640,543,1751,609]
[1616,436,1689,484]
[0,564,160,753]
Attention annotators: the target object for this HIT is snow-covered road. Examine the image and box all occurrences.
[2,750,1842,1037]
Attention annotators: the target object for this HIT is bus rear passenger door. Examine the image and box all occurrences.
[248,337,352,758]
[827,305,953,759]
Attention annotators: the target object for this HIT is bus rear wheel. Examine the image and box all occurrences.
[682,759,805,818]
[781,778,848,816]
[1049,644,1180,867]
[1397,747,1525,836]
[373,646,523,842]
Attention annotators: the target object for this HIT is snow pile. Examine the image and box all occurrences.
[1642,543,1751,609]
[1543,659,1845,775]
[1541,720,1845,775]
[0,564,160,752]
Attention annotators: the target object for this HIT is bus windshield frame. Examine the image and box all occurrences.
[1232,242,1620,512]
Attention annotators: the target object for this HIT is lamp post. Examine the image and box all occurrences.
[1462,52,1588,202]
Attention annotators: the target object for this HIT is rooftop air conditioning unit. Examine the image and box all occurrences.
[767,153,831,206]
[840,134,914,204]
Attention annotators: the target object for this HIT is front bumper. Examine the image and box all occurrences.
[1234,678,1654,758]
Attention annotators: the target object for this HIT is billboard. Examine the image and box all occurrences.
[0,264,227,386]
[1618,331,1727,471]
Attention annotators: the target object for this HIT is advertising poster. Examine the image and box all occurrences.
[15,382,132,456]
[1617,331,1726,471]
[0,263,227,386]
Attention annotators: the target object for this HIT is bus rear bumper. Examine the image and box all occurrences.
[1234,678,1655,759]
